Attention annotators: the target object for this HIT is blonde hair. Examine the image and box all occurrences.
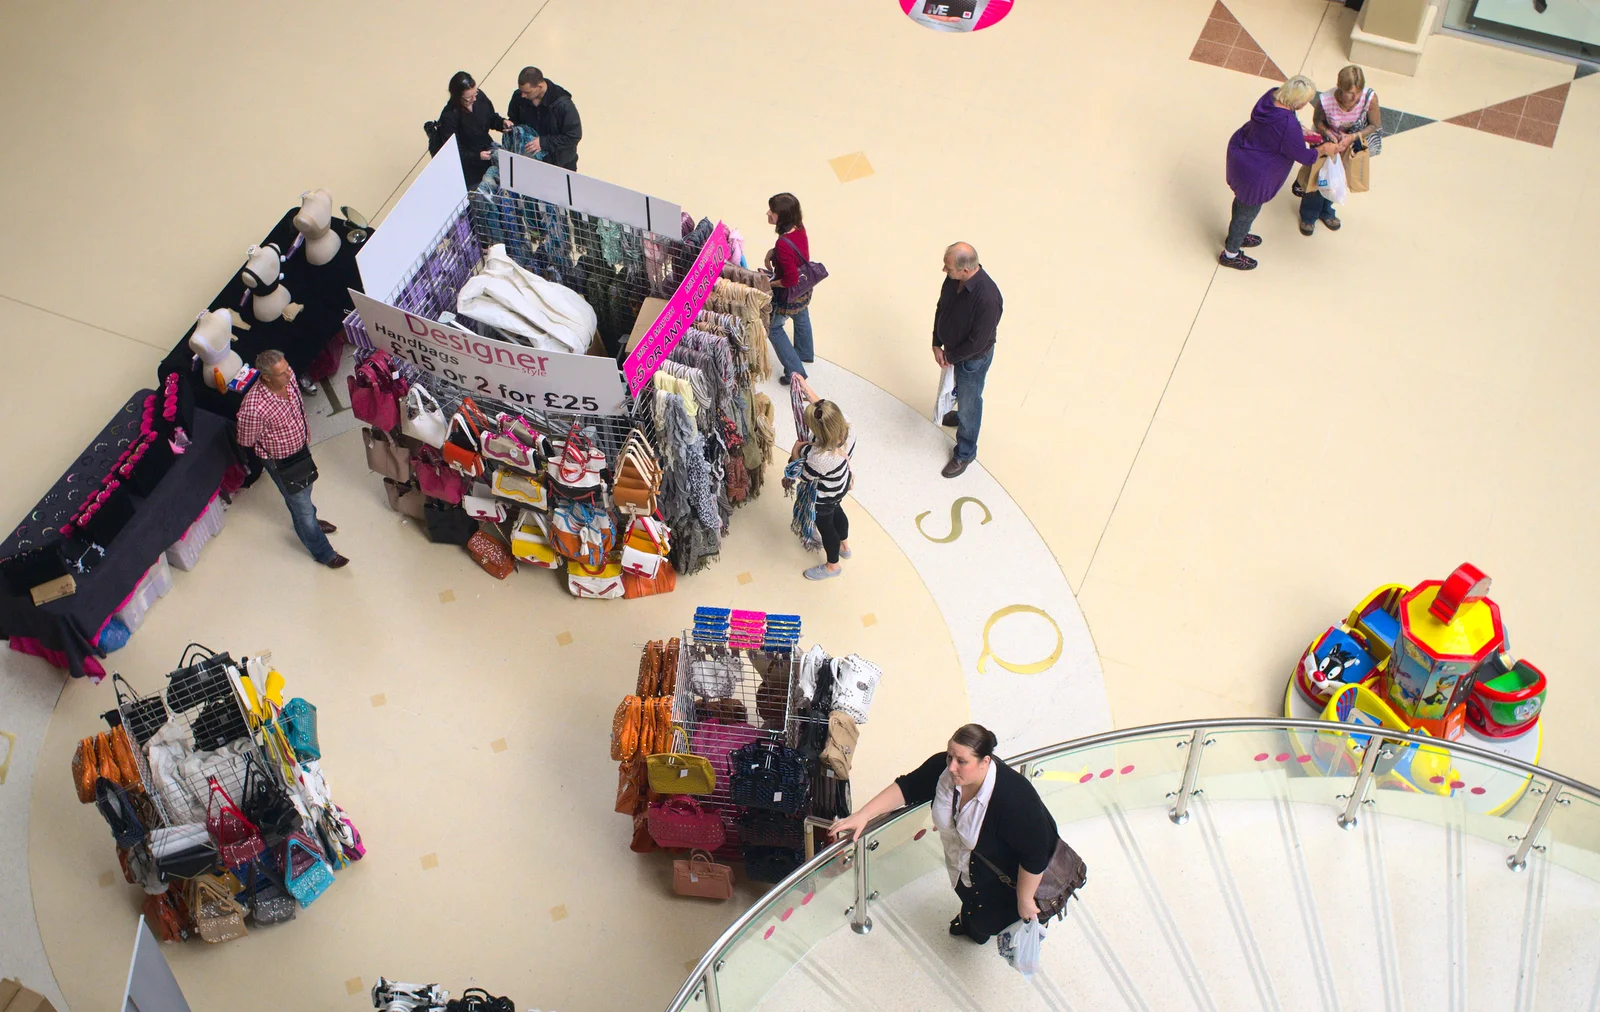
[809,399,850,452]
[1275,75,1317,109]
[1336,65,1366,93]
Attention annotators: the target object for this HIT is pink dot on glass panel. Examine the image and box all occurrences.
[1429,776,1445,784]
[1275,754,1290,763]
[802,892,815,905]
[1297,755,1312,763]
[1120,765,1135,775]
[1471,787,1486,795]
[1099,769,1114,779]
[763,927,774,940]
[781,908,794,921]
[1079,773,1094,784]
[1254,753,1269,762]
[913,829,926,841]
[1450,781,1465,790]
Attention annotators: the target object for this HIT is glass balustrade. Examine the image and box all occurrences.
[663,719,1600,1012]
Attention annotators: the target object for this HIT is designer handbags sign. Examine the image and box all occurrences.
[350,290,629,415]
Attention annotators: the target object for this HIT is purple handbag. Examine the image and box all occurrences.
[647,798,726,851]
[776,235,828,302]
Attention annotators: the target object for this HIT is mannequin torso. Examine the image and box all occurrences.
[241,243,293,322]
[294,189,341,266]
[189,309,244,393]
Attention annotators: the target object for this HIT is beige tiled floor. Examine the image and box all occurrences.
[3,0,1599,1008]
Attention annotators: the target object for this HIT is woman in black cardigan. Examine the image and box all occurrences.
[428,71,509,187]
[830,724,1059,943]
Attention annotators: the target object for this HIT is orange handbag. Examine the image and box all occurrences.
[109,724,144,790]
[466,528,514,580]
[71,736,98,803]
[636,641,663,697]
[611,695,643,761]
[615,758,648,815]
[661,638,680,696]
[95,731,120,784]
[623,564,677,599]
[652,697,675,754]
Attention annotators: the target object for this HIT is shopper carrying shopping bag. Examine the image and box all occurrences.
[1294,65,1381,236]
[783,376,855,581]
[764,193,826,385]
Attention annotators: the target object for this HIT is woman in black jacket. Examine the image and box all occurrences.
[428,71,509,187]
[830,724,1059,943]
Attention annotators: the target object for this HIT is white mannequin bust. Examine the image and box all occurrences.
[189,309,244,393]
[294,189,342,266]
[241,243,295,322]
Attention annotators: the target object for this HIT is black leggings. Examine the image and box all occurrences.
[816,502,849,564]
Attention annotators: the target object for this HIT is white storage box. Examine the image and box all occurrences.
[115,557,171,633]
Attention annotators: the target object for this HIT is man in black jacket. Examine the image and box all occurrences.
[506,67,582,171]
[932,242,1002,478]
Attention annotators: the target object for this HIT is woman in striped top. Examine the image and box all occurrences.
[1298,65,1382,235]
[789,380,855,581]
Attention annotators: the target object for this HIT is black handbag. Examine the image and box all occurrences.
[192,696,250,751]
[241,754,302,847]
[166,645,235,712]
[156,842,219,881]
[729,740,809,816]
[95,776,149,848]
[114,673,169,746]
[273,445,319,494]
[812,766,852,820]
[739,810,805,849]
[424,500,477,545]
[742,845,805,884]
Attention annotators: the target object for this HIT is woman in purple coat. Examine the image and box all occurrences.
[1220,75,1345,271]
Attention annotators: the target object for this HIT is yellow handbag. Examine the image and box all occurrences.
[493,467,548,509]
[646,727,715,795]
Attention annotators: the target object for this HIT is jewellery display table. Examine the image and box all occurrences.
[0,394,234,677]
[158,208,370,419]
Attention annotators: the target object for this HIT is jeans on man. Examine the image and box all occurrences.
[265,460,336,564]
[951,347,994,462]
[1225,198,1263,254]
[1299,190,1337,225]
[770,307,813,379]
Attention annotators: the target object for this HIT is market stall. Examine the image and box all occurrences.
[70,645,362,943]
[613,607,881,898]
[341,140,778,596]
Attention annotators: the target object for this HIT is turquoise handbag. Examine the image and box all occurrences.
[281,698,321,761]
[283,833,334,907]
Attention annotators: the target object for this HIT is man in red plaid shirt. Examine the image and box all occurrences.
[235,350,349,568]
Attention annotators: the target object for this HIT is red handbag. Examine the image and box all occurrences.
[347,350,404,431]
[205,778,266,866]
[647,797,726,851]
[412,447,465,503]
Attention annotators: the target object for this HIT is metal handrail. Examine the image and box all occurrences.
[663,716,1600,1011]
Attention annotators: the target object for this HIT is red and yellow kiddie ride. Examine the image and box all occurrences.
[1285,564,1548,814]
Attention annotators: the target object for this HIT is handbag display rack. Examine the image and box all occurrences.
[89,645,364,945]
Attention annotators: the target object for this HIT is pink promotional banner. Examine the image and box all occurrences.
[623,222,731,396]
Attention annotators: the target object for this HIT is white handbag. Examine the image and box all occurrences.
[621,516,671,577]
[463,494,506,522]
[831,654,883,725]
[401,385,449,448]
[567,558,625,599]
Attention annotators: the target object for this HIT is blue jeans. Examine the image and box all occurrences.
[265,460,336,564]
[951,348,994,462]
[1300,191,1337,225]
[770,307,813,379]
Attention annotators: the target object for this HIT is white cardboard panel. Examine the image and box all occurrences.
[122,918,191,1012]
[497,151,679,236]
[567,173,651,230]
[501,150,573,207]
[646,195,682,237]
[357,135,467,301]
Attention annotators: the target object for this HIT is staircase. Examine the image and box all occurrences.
[669,721,1600,1012]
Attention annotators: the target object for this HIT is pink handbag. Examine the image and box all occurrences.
[412,447,465,503]
[691,722,765,788]
[647,797,726,851]
[347,351,405,431]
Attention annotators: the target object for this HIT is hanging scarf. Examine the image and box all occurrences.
[931,759,998,888]
[785,458,821,552]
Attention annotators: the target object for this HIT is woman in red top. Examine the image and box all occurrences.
[764,193,814,385]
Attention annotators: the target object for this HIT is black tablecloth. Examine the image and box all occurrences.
[0,400,235,677]
[158,207,368,419]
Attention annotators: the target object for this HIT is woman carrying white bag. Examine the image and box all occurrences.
[1298,65,1378,237]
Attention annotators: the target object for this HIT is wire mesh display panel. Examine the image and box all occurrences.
[116,648,263,829]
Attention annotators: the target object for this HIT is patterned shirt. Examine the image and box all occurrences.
[235,371,309,460]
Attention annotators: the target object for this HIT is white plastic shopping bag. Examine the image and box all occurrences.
[997,918,1048,978]
[934,364,956,422]
[1317,153,1348,204]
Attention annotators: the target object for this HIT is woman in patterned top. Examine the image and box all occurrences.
[787,377,855,581]
[1296,65,1382,236]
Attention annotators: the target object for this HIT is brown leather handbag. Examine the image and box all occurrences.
[611,695,643,761]
[615,757,648,815]
[637,641,663,697]
[673,850,735,900]
[466,526,514,580]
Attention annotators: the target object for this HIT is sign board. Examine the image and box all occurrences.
[121,917,190,1012]
[358,135,468,301]
[350,291,631,415]
[622,222,731,396]
[495,150,681,236]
